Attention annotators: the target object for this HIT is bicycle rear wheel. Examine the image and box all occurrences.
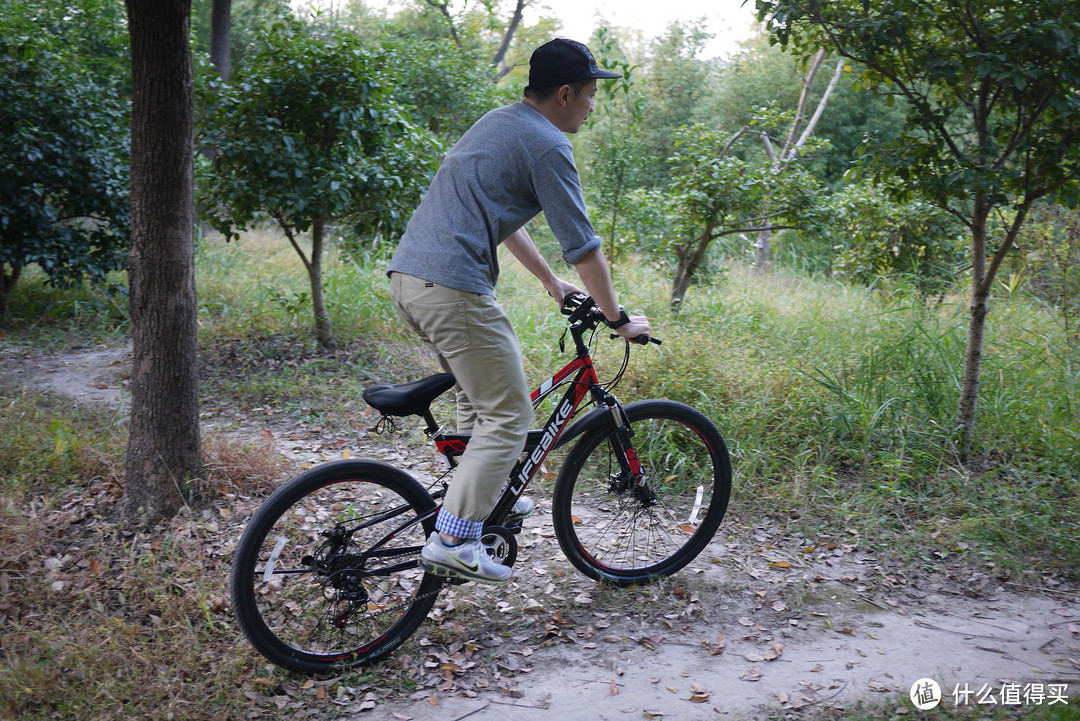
[231,460,442,673]
[552,400,731,586]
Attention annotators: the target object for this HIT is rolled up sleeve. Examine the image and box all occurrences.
[532,146,603,265]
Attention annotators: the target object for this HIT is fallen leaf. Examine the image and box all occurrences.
[769,561,792,569]
[610,679,619,696]
[1052,608,1074,618]
[741,669,764,682]
[711,631,727,656]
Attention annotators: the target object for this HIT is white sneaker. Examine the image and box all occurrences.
[419,533,512,584]
[507,496,535,525]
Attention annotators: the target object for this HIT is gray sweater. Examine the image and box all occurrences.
[388,101,603,296]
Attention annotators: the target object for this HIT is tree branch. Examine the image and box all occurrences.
[792,56,844,155]
[491,0,528,79]
[421,0,461,48]
[779,48,826,163]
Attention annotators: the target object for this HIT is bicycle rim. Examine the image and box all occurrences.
[231,460,442,673]
[553,401,732,585]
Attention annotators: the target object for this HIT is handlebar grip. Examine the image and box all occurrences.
[611,333,662,346]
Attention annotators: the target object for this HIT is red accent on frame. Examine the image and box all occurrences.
[435,439,467,455]
[531,356,593,402]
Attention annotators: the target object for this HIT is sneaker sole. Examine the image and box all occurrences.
[418,556,511,585]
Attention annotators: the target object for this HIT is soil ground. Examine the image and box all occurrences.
[3,343,1078,720]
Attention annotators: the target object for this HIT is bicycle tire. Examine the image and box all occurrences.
[231,460,442,673]
[551,400,732,586]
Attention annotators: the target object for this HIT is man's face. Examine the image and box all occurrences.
[561,80,598,133]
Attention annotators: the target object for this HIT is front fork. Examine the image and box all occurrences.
[597,394,652,503]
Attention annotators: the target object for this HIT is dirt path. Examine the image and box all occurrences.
[364,555,1077,720]
[3,343,1078,719]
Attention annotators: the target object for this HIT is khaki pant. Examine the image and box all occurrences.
[389,273,533,526]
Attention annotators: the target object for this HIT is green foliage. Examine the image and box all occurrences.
[191,0,292,70]
[634,21,720,188]
[195,17,441,248]
[1014,204,1080,338]
[0,0,131,316]
[664,121,824,307]
[758,0,1080,214]
[757,0,1080,459]
[826,182,967,299]
[704,35,905,187]
[378,35,502,143]
[585,28,651,264]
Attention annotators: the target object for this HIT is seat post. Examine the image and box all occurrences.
[421,409,441,437]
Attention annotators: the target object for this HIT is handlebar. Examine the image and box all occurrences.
[561,293,661,346]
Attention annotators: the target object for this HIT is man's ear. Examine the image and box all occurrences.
[556,83,572,107]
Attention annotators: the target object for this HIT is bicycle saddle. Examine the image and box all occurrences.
[362,373,456,417]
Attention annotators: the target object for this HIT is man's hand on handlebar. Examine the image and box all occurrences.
[614,315,652,345]
[544,278,585,308]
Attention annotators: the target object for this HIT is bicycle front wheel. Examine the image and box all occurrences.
[552,400,732,586]
[231,460,442,673]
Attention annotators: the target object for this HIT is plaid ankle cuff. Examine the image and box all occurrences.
[435,508,484,539]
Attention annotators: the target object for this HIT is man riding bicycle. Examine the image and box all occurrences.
[387,38,650,583]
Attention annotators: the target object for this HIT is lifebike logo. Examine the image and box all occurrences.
[513,396,575,495]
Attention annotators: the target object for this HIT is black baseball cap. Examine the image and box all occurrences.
[526,38,622,90]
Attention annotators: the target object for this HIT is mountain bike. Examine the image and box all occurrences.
[230,295,732,673]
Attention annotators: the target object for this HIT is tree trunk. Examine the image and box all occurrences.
[123,0,201,522]
[753,224,772,274]
[1,264,22,323]
[670,228,714,313]
[209,0,231,80]
[956,199,1027,462]
[956,198,992,463]
[957,285,988,463]
[309,214,334,349]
